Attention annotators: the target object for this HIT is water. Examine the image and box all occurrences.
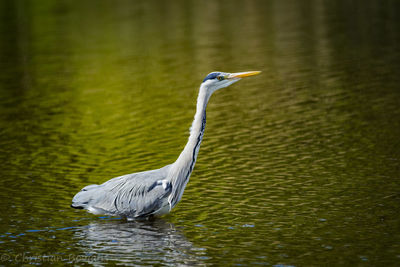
[1,0,400,265]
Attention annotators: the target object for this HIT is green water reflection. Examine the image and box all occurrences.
[1,0,399,265]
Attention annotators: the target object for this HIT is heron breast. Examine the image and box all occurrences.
[152,202,171,216]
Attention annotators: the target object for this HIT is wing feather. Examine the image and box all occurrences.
[71,165,172,218]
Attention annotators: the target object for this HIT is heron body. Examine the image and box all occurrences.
[71,71,260,219]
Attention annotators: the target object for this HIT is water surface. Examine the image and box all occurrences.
[1,0,400,266]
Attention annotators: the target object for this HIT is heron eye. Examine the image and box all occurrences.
[217,76,224,81]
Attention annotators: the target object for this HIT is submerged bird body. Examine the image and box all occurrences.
[71,71,260,219]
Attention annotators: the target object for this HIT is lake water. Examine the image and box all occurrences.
[0,0,399,266]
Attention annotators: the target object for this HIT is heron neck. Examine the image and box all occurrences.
[168,84,211,206]
[176,84,210,169]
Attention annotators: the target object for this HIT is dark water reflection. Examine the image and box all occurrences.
[1,0,400,266]
[74,219,206,266]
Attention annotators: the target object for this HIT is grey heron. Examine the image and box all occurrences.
[71,71,261,219]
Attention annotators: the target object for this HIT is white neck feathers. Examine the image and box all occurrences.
[168,84,212,207]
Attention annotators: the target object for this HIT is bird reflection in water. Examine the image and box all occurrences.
[73,218,207,265]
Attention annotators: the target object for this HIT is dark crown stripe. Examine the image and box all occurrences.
[203,72,221,82]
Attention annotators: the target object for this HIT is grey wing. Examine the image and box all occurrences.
[72,164,172,218]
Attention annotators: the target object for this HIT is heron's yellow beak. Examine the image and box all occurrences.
[228,71,261,79]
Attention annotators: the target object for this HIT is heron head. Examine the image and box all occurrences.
[201,71,261,93]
